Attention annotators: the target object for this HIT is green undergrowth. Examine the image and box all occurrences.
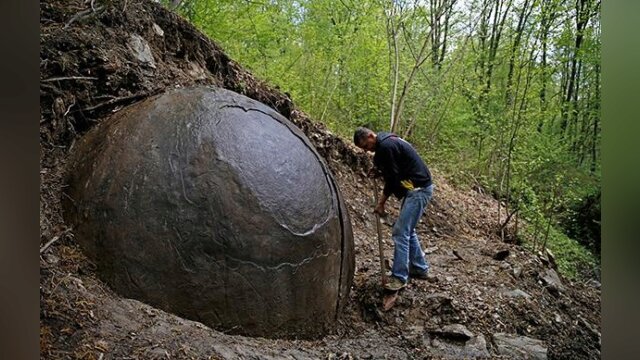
[520,223,599,281]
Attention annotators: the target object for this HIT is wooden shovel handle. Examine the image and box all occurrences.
[372,177,386,286]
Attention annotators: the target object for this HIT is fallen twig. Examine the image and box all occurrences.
[40,236,60,254]
[80,92,152,113]
[64,4,104,29]
[63,101,76,117]
[41,226,75,255]
[42,76,98,82]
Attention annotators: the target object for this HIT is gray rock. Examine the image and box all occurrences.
[143,347,169,359]
[540,268,565,295]
[493,333,547,360]
[435,324,475,341]
[502,289,531,300]
[152,23,164,37]
[554,312,562,323]
[425,293,452,302]
[587,279,601,289]
[44,253,60,264]
[426,333,490,358]
[128,34,156,68]
[425,246,439,254]
[512,266,523,278]
[546,248,558,268]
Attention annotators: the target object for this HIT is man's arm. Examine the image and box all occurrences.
[374,145,398,215]
[374,192,390,215]
[381,144,401,196]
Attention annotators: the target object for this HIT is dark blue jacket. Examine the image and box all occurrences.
[374,132,432,199]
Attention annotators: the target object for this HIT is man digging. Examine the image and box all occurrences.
[353,127,434,291]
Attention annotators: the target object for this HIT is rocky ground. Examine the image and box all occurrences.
[40,1,601,358]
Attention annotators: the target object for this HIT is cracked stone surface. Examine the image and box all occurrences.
[63,86,355,339]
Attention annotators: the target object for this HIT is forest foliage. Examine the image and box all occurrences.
[166,0,600,279]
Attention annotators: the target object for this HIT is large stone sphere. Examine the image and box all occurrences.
[63,86,354,339]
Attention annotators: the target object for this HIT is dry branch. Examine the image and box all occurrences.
[80,92,152,113]
[64,4,105,29]
[40,236,60,254]
[42,76,98,82]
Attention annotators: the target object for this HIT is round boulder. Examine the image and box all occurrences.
[63,86,354,339]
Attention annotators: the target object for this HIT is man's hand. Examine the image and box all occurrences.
[374,201,386,216]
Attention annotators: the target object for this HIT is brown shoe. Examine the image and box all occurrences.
[409,269,429,280]
[384,276,407,291]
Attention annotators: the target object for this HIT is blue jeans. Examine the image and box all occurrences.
[391,184,434,283]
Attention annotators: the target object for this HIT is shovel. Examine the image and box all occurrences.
[371,177,399,311]
[372,177,386,286]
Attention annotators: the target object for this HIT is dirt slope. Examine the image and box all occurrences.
[40,1,601,359]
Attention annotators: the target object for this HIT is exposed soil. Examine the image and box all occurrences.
[40,1,601,359]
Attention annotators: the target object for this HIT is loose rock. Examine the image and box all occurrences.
[432,324,474,341]
[540,268,565,295]
[502,289,532,300]
[425,332,490,358]
[152,23,164,37]
[128,34,156,68]
[493,333,547,360]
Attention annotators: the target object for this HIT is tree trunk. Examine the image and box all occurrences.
[591,62,600,173]
[542,189,557,251]
[483,0,513,96]
[385,3,401,132]
[561,0,592,137]
[571,59,583,154]
[391,0,456,133]
[505,0,533,107]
